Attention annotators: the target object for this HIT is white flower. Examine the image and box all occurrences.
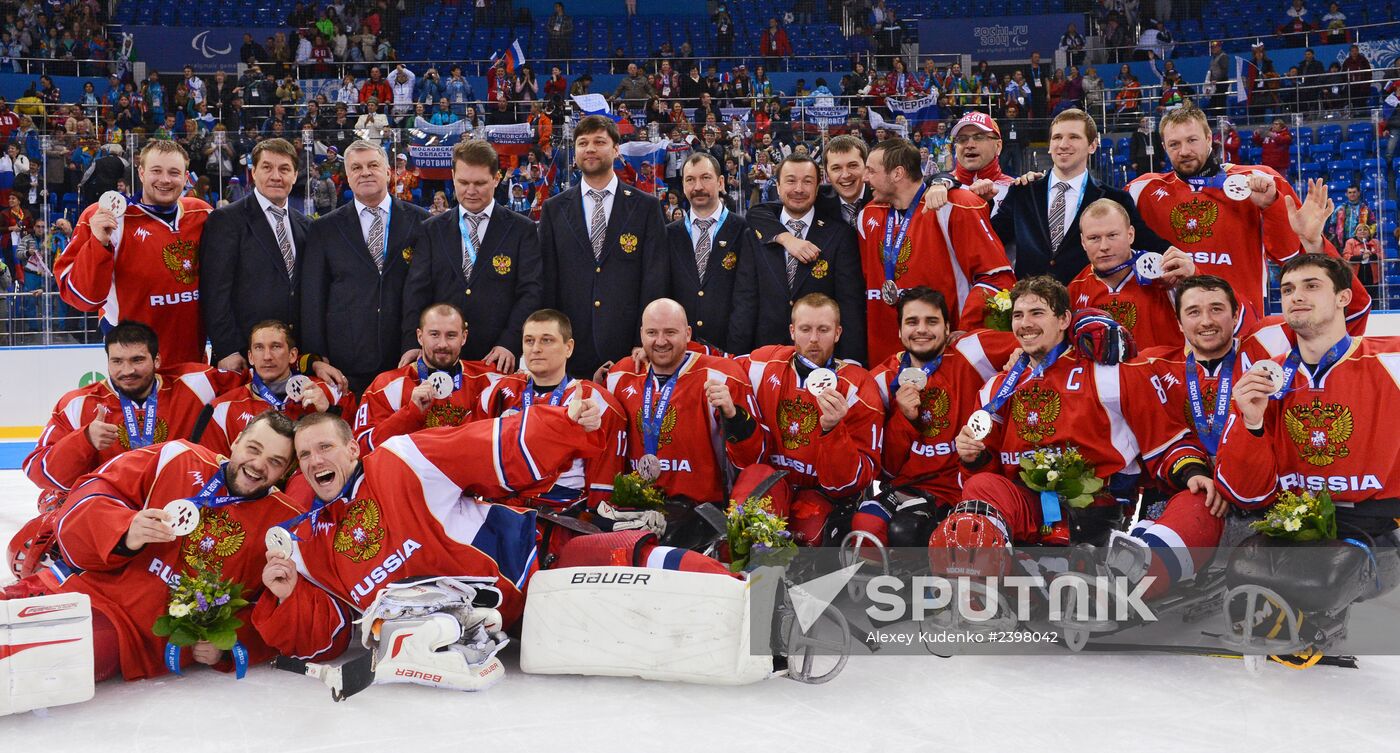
[1283,518,1302,532]
[1047,470,1060,481]
[169,603,191,618]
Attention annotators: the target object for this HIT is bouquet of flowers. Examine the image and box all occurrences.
[609,471,667,511]
[725,496,796,573]
[983,289,1013,332]
[152,567,250,650]
[1019,446,1103,535]
[1251,489,1336,542]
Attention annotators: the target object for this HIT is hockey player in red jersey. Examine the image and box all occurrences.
[354,303,499,453]
[1126,107,1370,333]
[856,287,1019,547]
[858,138,1014,362]
[254,406,605,692]
[53,140,213,364]
[478,308,629,512]
[736,293,883,545]
[202,320,356,456]
[2,412,301,684]
[1068,199,1196,351]
[604,299,765,541]
[948,277,1222,595]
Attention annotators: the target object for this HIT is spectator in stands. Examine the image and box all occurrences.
[1285,0,1309,19]
[1060,23,1086,67]
[1321,2,1348,43]
[1319,62,1348,112]
[1004,70,1031,114]
[1295,48,1325,111]
[391,153,419,202]
[613,63,654,108]
[715,11,734,59]
[1135,18,1173,61]
[360,66,392,106]
[1244,42,1277,123]
[1100,16,1131,64]
[1342,44,1372,114]
[543,66,568,100]
[759,17,792,73]
[355,98,390,145]
[1252,118,1292,175]
[1130,116,1165,174]
[1278,13,1312,47]
[1027,51,1050,121]
[1114,69,1141,129]
[429,98,458,126]
[547,3,573,61]
[416,67,444,105]
[1213,118,1242,162]
[276,76,304,106]
[241,32,268,65]
[427,189,448,216]
[1330,185,1375,246]
[389,64,416,118]
[1343,222,1381,294]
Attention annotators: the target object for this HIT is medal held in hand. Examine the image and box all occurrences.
[164,499,201,537]
[966,409,993,440]
[897,367,928,391]
[806,367,838,397]
[264,526,294,558]
[427,371,455,399]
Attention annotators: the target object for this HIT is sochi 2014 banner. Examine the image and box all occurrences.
[408,117,472,180]
[918,13,1083,59]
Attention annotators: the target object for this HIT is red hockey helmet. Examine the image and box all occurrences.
[927,500,1012,577]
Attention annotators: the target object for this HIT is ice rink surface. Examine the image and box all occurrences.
[2,469,1398,753]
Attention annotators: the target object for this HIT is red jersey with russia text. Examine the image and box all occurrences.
[737,345,883,497]
[54,198,213,364]
[353,360,501,453]
[23,366,240,493]
[44,441,307,680]
[1068,267,1183,351]
[856,191,1015,364]
[1215,337,1400,509]
[250,408,604,662]
[604,352,766,505]
[478,374,630,509]
[976,350,1207,486]
[201,378,358,456]
[870,330,1020,502]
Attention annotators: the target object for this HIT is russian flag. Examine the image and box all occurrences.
[507,38,527,73]
[615,140,667,193]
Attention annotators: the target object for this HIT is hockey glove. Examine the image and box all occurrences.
[596,500,667,536]
[1071,308,1137,365]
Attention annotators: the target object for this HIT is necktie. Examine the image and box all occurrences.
[841,202,857,227]
[693,217,715,283]
[587,188,608,261]
[267,205,294,277]
[1048,181,1070,252]
[461,210,485,279]
[784,218,806,291]
[364,205,386,271]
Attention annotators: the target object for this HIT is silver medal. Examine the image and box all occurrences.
[100,190,127,216]
[636,453,661,482]
[1222,174,1251,201]
[897,367,928,390]
[806,367,838,397]
[1134,252,1165,281]
[1250,360,1287,395]
[264,526,294,558]
[427,371,455,399]
[285,374,313,402]
[881,279,899,306]
[164,499,201,537]
[966,409,993,441]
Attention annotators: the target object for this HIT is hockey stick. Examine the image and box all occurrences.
[272,650,378,701]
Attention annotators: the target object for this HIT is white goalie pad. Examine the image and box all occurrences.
[520,566,777,685]
[0,593,95,716]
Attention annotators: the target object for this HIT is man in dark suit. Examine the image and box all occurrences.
[731,153,866,363]
[300,139,430,393]
[1027,51,1051,125]
[992,109,1172,285]
[200,138,311,372]
[538,115,668,379]
[400,139,541,372]
[746,134,871,262]
[665,152,757,354]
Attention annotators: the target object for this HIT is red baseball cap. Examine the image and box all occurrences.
[950,112,1001,140]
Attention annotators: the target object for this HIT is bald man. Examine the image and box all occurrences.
[605,299,765,546]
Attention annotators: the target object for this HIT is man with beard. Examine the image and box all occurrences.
[858,137,1014,363]
[1068,199,1195,350]
[253,405,605,692]
[201,320,355,456]
[855,287,1017,548]
[538,115,668,380]
[55,140,213,364]
[920,112,1016,219]
[2,412,300,687]
[354,304,499,453]
[665,153,758,354]
[1127,107,1371,333]
[947,276,1223,596]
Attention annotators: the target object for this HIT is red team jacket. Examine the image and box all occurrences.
[44,440,307,680]
[1216,337,1400,509]
[1141,341,1255,461]
[202,377,358,456]
[54,198,213,365]
[478,375,630,509]
[1125,164,1371,333]
[855,190,1015,364]
[251,408,604,661]
[24,367,235,493]
[1067,268,1184,351]
[354,359,501,453]
[604,352,766,504]
[738,346,883,497]
[870,331,1019,503]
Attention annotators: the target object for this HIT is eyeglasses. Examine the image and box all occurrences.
[953,132,1000,145]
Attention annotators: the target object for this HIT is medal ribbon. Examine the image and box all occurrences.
[981,341,1068,415]
[890,352,940,394]
[250,372,289,410]
[882,184,926,287]
[1274,336,1351,400]
[641,353,689,456]
[522,378,571,408]
[1186,348,1235,455]
[119,387,159,449]
[417,358,462,393]
[1097,249,1157,286]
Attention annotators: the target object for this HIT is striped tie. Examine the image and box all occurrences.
[267,205,295,277]
[461,210,486,279]
[784,218,806,291]
[364,205,386,272]
[693,217,715,283]
[587,188,608,261]
[841,202,857,227]
[1048,181,1070,253]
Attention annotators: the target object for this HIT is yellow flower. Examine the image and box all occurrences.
[1283,518,1302,532]
[1047,470,1060,481]
[169,603,191,618]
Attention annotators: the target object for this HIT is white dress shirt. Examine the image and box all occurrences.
[779,206,816,238]
[353,194,394,248]
[581,172,619,226]
[459,200,495,250]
